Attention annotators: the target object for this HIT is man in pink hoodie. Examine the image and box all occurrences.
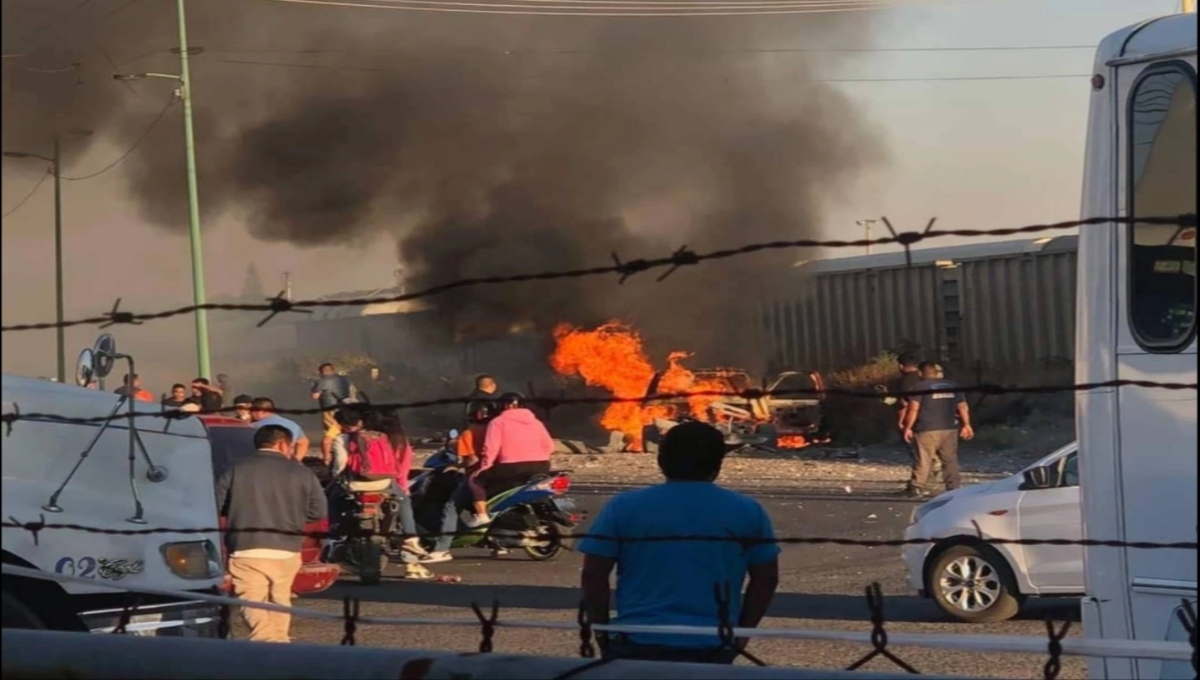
[465,392,555,527]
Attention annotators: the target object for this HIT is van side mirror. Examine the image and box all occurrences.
[1021,465,1060,490]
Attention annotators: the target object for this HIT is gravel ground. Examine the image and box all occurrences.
[279,487,1084,679]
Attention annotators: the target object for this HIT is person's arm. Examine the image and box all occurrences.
[738,505,781,642]
[330,435,349,476]
[295,434,311,461]
[902,398,921,442]
[577,503,620,646]
[581,554,616,630]
[305,473,329,522]
[476,420,501,474]
[956,395,974,440]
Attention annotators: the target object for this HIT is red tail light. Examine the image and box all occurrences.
[550,475,571,495]
[357,492,385,505]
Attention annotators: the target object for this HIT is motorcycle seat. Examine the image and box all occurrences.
[347,478,393,493]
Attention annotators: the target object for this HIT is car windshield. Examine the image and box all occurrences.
[208,425,257,479]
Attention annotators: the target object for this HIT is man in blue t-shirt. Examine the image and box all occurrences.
[250,397,311,462]
[901,362,974,497]
[577,421,780,664]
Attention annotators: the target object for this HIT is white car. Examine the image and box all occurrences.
[901,442,1084,623]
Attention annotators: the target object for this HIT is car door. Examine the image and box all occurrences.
[1017,450,1085,593]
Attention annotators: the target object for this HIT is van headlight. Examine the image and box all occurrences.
[161,540,222,580]
[910,498,952,526]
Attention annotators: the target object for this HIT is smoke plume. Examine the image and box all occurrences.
[3,0,886,371]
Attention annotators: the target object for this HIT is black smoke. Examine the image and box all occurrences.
[3,0,886,370]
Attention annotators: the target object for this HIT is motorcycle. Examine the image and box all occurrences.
[409,433,582,561]
[323,480,397,585]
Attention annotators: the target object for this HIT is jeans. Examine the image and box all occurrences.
[388,481,420,538]
[432,481,471,553]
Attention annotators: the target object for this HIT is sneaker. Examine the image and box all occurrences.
[404,564,436,580]
[419,551,454,564]
[400,538,429,557]
[463,514,492,529]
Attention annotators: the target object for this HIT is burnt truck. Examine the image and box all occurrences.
[641,369,827,451]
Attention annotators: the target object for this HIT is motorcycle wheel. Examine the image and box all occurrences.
[523,519,565,562]
[349,541,387,586]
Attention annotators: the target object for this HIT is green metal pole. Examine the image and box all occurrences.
[176,0,212,380]
[52,134,66,384]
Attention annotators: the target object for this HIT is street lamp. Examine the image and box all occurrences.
[856,219,880,255]
[111,0,211,380]
[4,127,94,383]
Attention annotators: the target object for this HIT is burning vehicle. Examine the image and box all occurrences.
[551,322,828,453]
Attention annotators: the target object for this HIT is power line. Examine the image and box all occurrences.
[205,55,1091,82]
[57,96,177,181]
[0,170,52,220]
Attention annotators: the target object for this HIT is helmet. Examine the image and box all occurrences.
[466,400,495,424]
[496,391,527,410]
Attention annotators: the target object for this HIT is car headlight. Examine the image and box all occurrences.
[161,540,222,580]
[910,497,952,526]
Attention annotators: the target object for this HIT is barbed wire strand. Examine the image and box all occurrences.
[1,378,1194,430]
[3,563,1192,665]
[1,213,1193,333]
[3,519,1195,550]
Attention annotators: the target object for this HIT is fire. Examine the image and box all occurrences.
[550,322,741,451]
[777,435,810,450]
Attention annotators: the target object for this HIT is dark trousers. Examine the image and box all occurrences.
[912,429,961,492]
[601,635,738,665]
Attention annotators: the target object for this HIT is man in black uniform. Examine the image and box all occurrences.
[893,354,925,494]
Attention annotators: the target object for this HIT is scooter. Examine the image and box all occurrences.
[409,435,582,561]
[323,481,397,585]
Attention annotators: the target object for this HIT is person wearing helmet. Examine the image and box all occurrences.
[464,392,555,528]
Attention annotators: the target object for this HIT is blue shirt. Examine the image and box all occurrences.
[312,375,353,408]
[252,415,307,445]
[577,482,780,648]
[912,379,965,432]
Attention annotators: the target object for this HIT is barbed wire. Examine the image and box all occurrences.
[3,518,1195,550]
[1,213,1193,333]
[2,378,1196,429]
[2,562,1193,676]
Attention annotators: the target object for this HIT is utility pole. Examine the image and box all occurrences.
[177,0,212,380]
[52,134,65,384]
[856,219,879,255]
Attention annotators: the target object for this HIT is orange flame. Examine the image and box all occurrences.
[550,322,742,451]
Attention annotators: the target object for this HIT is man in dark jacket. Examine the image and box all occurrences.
[214,425,327,642]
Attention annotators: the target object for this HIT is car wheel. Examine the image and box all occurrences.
[927,544,1022,623]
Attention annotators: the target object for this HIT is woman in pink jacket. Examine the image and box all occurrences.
[464,392,555,527]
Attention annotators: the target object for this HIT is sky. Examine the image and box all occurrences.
[0,0,1184,381]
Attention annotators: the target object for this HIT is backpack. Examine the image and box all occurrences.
[345,430,401,481]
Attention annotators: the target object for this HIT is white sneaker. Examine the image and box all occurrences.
[463,514,492,529]
[400,538,429,557]
[419,551,453,564]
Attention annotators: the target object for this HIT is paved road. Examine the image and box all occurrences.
[287,490,1083,678]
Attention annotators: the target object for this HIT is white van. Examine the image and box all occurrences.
[2,374,224,635]
[901,442,1083,623]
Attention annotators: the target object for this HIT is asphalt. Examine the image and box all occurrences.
[284,490,1084,679]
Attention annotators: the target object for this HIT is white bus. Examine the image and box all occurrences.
[1077,12,1196,680]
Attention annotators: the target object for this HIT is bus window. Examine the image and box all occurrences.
[1127,64,1197,351]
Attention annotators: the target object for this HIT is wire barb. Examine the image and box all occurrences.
[1042,618,1071,680]
[611,252,653,284]
[846,582,920,674]
[655,245,700,282]
[341,596,360,646]
[99,298,141,328]
[471,600,500,653]
[256,290,312,328]
[8,514,46,546]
